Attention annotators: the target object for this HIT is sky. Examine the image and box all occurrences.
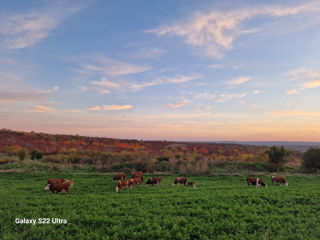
[1,0,320,141]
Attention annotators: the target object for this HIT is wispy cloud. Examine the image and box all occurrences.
[103,105,132,111]
[226,76,250,85]
[0,86,58,103]
[29,105,54,112]
[216,93,247,103]
[147,2,320,58]
[128,48,166,59]
[88,106,101,111]
[0,1,90,49]
[286,89,299,95]
[84,55,151,77]
[251,105,261,110]
[269,110,320,117]
[164,99,190,109]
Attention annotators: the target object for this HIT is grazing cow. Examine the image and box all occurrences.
[45,178,69,190]
[186,182,196,187]
[115,180,133,192]
[145,177,162,186]
[131,171,143,182]
[130,177,142,185]
[271,176,288,186]
[246,177,267,187]
[113,173,126,181]
[49,181,74,194]
[172,177,188,186]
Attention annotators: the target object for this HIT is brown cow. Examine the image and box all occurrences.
[271,176,288,186]
[45,178,69,190]
[172,177,188,186]
[131,171,143,182]
[49,181,74,194]
[130,177,142,185]
[145,177,162,186]
[247,177,267,187]
[186,182,196,187]
[113,173,126,181]
[115,180,133,192]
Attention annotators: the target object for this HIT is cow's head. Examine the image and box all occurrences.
[44,184,50,190]
[285,182,288,186]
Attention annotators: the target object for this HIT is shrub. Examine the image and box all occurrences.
[18,149,29,161]
[31,150,43,160]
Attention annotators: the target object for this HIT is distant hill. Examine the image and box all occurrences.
[202,141,320,152]
[0,129,266,158]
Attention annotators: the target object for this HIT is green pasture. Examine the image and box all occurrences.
[0,173,319,240]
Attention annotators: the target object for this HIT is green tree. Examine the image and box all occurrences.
[18,149,29,161]
[265,146,291,172]
[302,147,320,172]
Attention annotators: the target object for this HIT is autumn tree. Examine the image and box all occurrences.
[18,148,29,161]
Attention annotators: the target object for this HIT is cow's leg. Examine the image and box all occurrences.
[256,178,259,188]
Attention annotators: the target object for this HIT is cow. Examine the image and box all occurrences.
[131,171,143,182]
[145,177,162,186]
[271,176,288,186]
[49,181,74,194]
[115,180,133,192]
[113,173,126,181]
[172,177,188,186]
[246,177,267,187]
[130,177,142,185]
[186,182,196,187]
[45,178,69,190]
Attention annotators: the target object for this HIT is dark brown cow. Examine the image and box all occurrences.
[246,177,267,187]
[271,176,288,186]
[172,177,188,186]
[113,173,126,181]
[186,182,196,187]
[115,180,133,192]
[130,177,142,185]
[49,181,74,194]
[131,171,143,182]
[145,177,162,186]
[45,178,69,190]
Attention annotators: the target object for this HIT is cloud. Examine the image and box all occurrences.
[147,2,320,58]
[91,77,121,89]
[191,92,217,100]
[226,76,250,85]
[84,56,151,77]
[269,110,320,117]
[251,105,261,110]
[128,48,166,59]
[88,106,101,111]
[0,86,57,103]
[216,93,247,103]
[165,74,201,84]
[196,105,211,112]
[0,1,90,49]
[164,100,190,109]
[303,79,320,89]
[29,105,53,112]
[103,105,132,111]
[252,90,261,94]
[286,89,299,95]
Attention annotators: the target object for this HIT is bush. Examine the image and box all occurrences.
[31,150,43,160]
[18,149,29,161]
[302,147,320,172]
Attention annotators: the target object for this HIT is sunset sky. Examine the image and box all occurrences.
[1,0,320,141]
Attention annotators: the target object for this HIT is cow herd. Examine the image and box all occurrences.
[247,176,288,188]
[43,173,288,194]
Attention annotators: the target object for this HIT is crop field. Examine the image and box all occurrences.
[0,173,320,240]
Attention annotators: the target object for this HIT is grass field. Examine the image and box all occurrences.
[1,173,319,240]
